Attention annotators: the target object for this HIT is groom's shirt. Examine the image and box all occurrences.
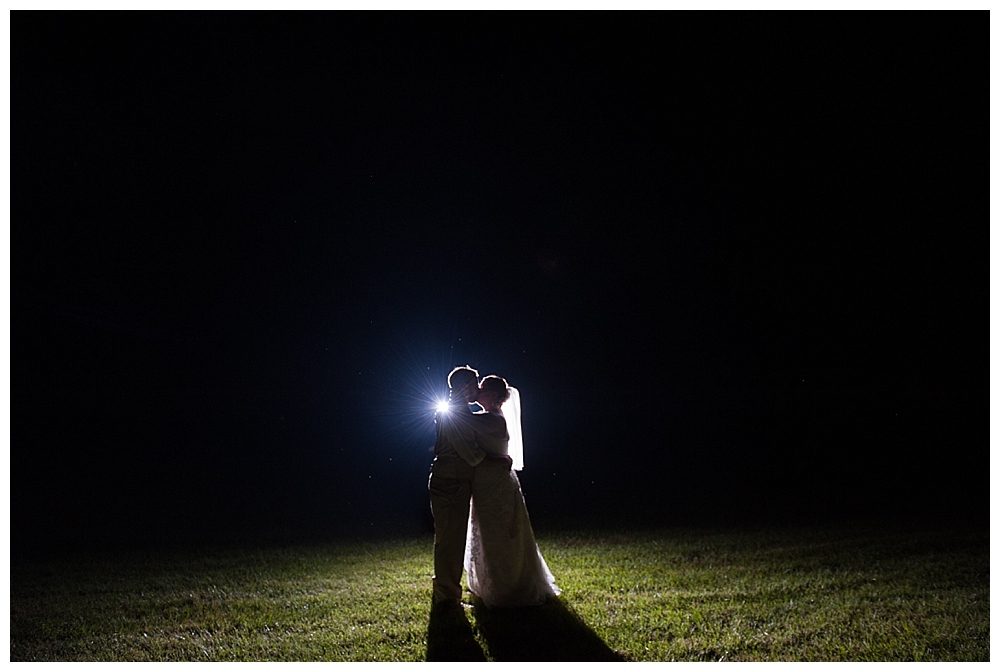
[434,404,486,467]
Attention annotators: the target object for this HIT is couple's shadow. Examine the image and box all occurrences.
[426,596,625,662]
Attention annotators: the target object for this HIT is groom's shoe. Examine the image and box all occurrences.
[431,595,462,609]
[431,598,466,624]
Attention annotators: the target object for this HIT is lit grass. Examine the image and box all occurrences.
[11,524,988,661]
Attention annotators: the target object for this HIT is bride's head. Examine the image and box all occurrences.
[477,375,510,413]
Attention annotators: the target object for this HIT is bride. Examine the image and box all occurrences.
[464,375,561,608]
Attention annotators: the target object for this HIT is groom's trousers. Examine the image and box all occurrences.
[428,454,476,604]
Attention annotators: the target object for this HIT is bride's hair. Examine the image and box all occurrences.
[479,375,511,404]
[448,365,479,390]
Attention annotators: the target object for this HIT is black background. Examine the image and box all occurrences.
[15,11,985,555]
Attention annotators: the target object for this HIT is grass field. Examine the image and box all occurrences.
[10,523,988,661]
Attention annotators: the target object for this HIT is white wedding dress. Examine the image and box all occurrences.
[464,390,560,608]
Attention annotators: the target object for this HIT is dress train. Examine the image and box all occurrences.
[464,466,560,608]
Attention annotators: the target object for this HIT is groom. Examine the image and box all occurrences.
[428,365,511,606]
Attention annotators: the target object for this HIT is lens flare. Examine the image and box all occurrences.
[435,400,450,414]
[363,331,468,454]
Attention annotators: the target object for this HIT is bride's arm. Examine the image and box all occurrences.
[476,416,513,470]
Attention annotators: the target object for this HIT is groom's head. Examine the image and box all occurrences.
[447,365,480,404]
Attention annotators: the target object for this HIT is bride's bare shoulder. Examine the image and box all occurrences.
[473,411,507,429]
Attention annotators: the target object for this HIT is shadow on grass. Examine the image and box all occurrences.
[471,595,626,662]
[426,601,488,662]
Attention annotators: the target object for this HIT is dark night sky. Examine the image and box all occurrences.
[14,11,985,553]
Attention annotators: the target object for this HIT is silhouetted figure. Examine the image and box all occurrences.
[428,366,510,605]
[464,375,561,608]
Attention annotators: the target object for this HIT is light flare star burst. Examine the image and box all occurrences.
[366,335,467,453]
